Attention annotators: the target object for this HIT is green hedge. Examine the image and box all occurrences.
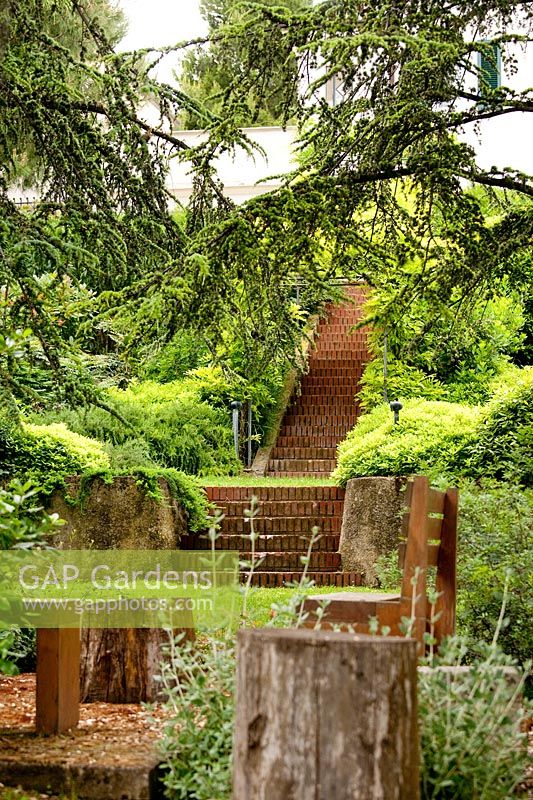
[32,371,242,476]
[0,419,109,493]
[465,367,533,486]
[333,400,480,484]
[457,482,533,670]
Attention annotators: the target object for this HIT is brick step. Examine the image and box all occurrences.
[314,337,367,345]
[181,533,341,551]
[217,516,342,533]
[249,571,363,588]
[285,405,358,414]
[209,500,346,517]
[204,486,345,502]
[250,551,342,571]
[268,458,336,473]
[278,425,354,437]
[318,315,365,325]
[266,471,334,478]
[283,412,360,418]
[302,368,365,377]
[294,398,358,406]
[276,435,345,448]
[269,446,337,459]
[317,332,364,339]
[299,378,362,387]
[281,417,358,428]
[309,348,365,360]
[284,407,359,418]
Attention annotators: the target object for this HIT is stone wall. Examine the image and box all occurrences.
[49,475,187,549]
[339,476,407,586]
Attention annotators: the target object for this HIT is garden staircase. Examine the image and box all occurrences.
[182,284,370,586]
[266,283,369,477]
[182,485,362,587]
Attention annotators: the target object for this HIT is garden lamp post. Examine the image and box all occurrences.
[390,399,403,424]
[231,400,242,459]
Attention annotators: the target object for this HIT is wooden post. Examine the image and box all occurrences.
[434,487,458,643]
[36,628,80,734]
[233,629,419,800]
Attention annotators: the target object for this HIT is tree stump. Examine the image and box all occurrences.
[233,629,419,800]
[80,626,195,703]
[48,475,192,704]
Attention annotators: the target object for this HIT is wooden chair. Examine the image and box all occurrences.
[303,475,458,653]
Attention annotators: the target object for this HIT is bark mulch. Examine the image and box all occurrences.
[0,673,167,799]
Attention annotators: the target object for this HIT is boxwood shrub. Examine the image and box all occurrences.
[464,367,533,486]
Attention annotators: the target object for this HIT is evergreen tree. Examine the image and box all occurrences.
[2,0,533,408]
[177,0,312,128]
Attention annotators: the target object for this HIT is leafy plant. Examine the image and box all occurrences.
[0,480,64,674]
[419,636,530,800]
[465,367,533,486]
[456,482,533,671]
[0,417,109,493]
[333,400,480,484]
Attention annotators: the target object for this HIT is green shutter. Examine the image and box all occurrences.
[479,43,501,92]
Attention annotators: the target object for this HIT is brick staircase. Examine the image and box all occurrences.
[181,284,370,586]
[266,283,369,477]
[181,485,362,587]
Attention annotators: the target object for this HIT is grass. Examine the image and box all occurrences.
[198,474,336,487]
[245,584,380,625]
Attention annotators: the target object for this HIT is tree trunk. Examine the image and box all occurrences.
[80,627,193,703]
[233,629,419,800]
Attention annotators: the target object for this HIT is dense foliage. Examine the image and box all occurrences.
[0,417,109,493]
[0,481,64,674]
[465,367,533,485]
[419,638,529,799]
[177,0,311,128]
[457,482,533,670]
[333,400,480,484]
[335,366,533,487]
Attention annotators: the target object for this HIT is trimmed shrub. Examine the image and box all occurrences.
[333,400,480,484]
[32,372,241,476]
[0,418,109,493]
[465,367,533,486]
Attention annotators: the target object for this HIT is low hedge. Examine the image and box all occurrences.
[0,419,109,493]
[464,367,533,486]
[333,399,480,484]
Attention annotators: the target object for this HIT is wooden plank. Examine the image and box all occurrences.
[404,480,444,515]
[400,476,429,654]
[399,541,439,568]
[36,628,80,734]
[434,488,458,645]
[400,513,442,541]
[427,488,445,515]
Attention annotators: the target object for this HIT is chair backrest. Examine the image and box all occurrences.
[397,475,458,645]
